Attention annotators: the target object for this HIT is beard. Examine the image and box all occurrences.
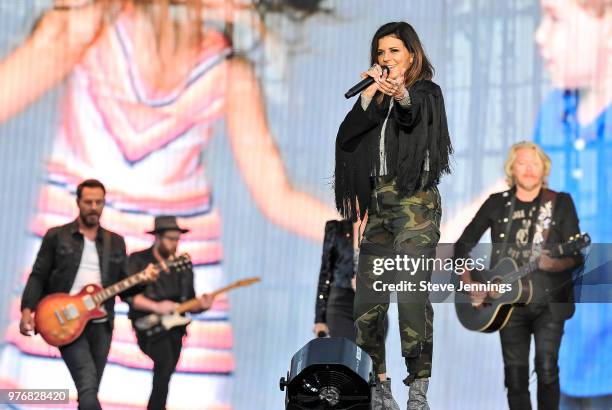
[157,245,177,259]
[80,212,100,228]
[516,179,542,192]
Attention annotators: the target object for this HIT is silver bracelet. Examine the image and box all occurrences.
[395,88,412,107]
[393,87,407,101]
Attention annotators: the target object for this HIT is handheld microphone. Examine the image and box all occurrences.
[317,331,328,338]
[344,66,388,99]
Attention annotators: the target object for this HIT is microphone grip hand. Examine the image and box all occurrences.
[359,73,378,100]
[344,77,376,99]
[344,65,388,99]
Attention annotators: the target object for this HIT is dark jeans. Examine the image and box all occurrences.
[58,322,112,410]
[137,327,185,410]
[500,303,564,410]
[327,286,389,343]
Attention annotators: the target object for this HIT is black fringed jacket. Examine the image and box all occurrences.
[334,80,452,221]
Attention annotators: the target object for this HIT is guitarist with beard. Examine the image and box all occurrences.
[128,216,213,410]
[454,142,583,410]
[19,179,160,410]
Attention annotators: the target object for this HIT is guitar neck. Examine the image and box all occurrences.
[501,234,590,284]
[92,272,148,305]
[174,282,247,314]
[502,259,539,285]
[92,256,185,305]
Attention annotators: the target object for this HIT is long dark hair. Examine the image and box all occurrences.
[370,22,434,88]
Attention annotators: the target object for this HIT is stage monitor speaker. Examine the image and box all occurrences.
[279,337,374,410]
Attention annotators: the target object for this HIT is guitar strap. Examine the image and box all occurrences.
[497,191,516,259]
[102,230,111,285]
[90,230,112,319]
[530,189,557,260]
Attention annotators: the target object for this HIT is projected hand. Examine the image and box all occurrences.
[47,0,108,51]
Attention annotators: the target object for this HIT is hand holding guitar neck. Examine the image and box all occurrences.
[134,276,261,337]
[537,249,580,272]
[197,294,214,312]
[142,263,161,283]
[175,277,261,315]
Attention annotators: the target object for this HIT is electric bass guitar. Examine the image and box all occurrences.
[34,254,192,347]
[455,233,590,333]
[134,277,261,338]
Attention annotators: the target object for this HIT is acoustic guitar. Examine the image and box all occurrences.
[34,254,191,347]
[134,277,261,338]
[455,234,590,332]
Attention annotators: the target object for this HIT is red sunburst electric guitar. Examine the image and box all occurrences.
[33,253,191,347]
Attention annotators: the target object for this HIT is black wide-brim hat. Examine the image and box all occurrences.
[146,215,190,234]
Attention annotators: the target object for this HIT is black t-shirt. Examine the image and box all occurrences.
[505,197,539,265]
[127,247,196,322]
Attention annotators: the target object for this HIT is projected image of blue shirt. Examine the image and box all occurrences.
[534,89,612,397]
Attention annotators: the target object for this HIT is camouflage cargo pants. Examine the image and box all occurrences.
[354,176,441,382]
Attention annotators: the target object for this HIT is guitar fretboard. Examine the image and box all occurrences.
[499,235,589,285]
[92,272,147,305]
[175,280,259,314]
[502,260,539,284]
[91,255,188,305]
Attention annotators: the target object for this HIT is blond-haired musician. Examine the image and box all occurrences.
[454,142,583,409]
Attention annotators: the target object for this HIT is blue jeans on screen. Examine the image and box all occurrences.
[560,393,612,410]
